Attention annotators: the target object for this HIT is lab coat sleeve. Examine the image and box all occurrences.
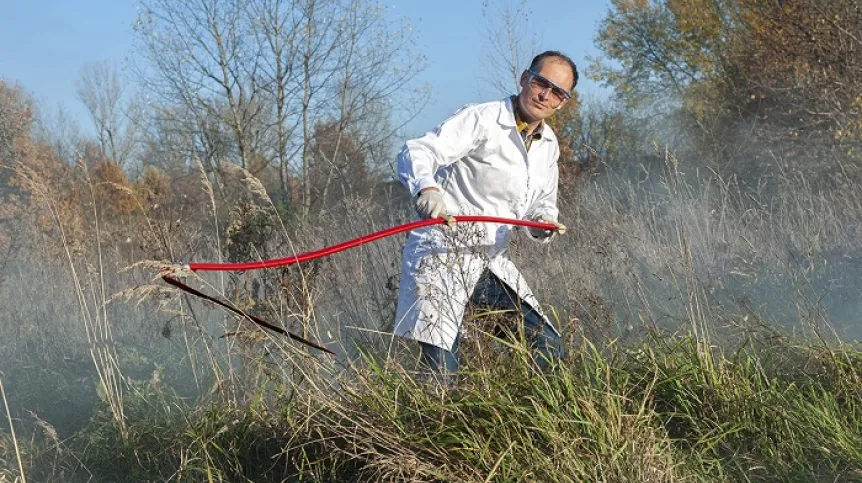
[397,105,487,196]
[526,151,561,244]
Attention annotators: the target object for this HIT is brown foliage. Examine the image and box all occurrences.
[0,81,32,252]
[723,0,862,148]
[309,121,369,211]
[550,94,582,165]
[549,92,607,195]
[136,167,173,209]
[0,81,90,256]
[595,0,862,172]
[0,81,33,167]
[91,157,137,219]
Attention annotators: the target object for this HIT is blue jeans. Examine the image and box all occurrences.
[418,272,564,374]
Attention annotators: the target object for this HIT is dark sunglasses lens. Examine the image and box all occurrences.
[531,74,568,102]
[532,75,551,89]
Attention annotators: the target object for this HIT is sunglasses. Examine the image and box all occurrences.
[526,70,571,106]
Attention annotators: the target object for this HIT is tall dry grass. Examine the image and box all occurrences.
[3,149,862,481]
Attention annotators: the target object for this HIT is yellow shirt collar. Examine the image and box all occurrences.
[512,96,544,138]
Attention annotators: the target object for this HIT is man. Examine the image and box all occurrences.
[394,51,577,374]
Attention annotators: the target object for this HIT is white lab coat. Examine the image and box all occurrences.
[394,97,562,351]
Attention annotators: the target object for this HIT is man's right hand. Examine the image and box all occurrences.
[415,188,447,219]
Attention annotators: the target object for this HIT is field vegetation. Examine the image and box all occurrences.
[3,0,862,481]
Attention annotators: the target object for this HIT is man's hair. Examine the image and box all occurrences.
[529,51,579,90]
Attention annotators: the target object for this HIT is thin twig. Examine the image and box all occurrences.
[1,375,27,483]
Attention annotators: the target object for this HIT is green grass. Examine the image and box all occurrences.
[4,328,862,482]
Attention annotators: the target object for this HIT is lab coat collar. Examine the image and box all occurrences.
[500,96,556,143]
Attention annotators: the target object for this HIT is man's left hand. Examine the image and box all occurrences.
[528,215,566,239]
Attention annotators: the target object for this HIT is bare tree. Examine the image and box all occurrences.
[480,0,539,96]
[32,103,82,166]
[135,0,267,173]
[309,1,427,212]
[135,0,427,218]
[248,0,303,209]
[294,0,343,218]
[75,61,140,169]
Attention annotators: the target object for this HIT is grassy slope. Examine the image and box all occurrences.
[4,159,862,482]
[4,329,862,482]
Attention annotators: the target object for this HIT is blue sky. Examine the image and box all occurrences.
[0,0,611,138]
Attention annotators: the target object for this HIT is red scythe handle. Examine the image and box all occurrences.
[163,216,561,355]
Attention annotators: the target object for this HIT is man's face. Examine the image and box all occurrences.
[517,58,575,123]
